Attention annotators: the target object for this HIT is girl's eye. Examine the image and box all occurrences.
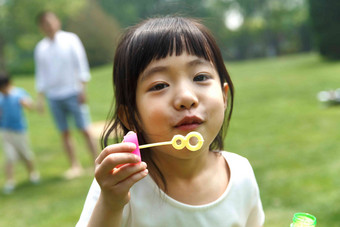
[149,83,169,91]
[194,74,210,82]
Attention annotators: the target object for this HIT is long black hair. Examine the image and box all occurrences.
[102,16,234,191]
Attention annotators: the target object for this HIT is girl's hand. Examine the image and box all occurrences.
[94,141,148,211]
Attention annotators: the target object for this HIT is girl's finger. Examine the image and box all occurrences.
[95,142,136,165]
[96,162,147,190]
[96,152,140,177]
[114,168,149,192]
[110,162,147,184]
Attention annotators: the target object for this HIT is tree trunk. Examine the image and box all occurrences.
[0,35,5,71]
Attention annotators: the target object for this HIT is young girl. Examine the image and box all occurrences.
[77,16,264,227]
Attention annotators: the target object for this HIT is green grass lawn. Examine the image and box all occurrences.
[1,53,340,226]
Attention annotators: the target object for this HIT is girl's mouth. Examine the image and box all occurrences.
[175,116,203,131]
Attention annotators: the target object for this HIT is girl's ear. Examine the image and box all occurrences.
[118,105,132,130]
[223,83,229,110]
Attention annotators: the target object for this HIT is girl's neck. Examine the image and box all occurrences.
[152,149,216,181]
[152,151,229,205]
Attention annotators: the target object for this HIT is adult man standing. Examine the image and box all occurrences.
[34,11,97,179]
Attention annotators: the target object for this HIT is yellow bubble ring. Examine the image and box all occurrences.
[183,131,204,151]
[171,135,186,150]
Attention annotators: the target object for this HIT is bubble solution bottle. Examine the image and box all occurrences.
[290,213,317,227]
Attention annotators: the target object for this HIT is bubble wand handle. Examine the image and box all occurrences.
[139,141,172,149]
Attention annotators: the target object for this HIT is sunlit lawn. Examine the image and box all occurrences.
[0,53,339,226]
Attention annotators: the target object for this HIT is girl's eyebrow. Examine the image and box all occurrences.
[188,58,211,67]
[141,58,212,82]
[141,66,168,82]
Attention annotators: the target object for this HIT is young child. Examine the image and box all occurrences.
[0,72,40,194]
[77,16,265,226]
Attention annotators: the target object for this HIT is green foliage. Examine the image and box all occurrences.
[1,0,121,73]
[0,0,315,74]
[1,53,340,225]
[0,0,87,73]
[98,0,210,27]
[66,2,121,67]
[98,0,313,60]
[215,0,312,59]
[309,0,340,59]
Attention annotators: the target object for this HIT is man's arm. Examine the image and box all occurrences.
[72,34,91,83]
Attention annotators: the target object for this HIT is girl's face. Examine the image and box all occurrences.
[135,52,228,157]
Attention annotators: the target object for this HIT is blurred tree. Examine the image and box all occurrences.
[210,0,312,59]
[98,0,312,60]
[0,0,315,74]
[98,0,156,27]
[309,0,340,59]
[66,1,121,67]
[99,0,211,27]
[0,3,8,71]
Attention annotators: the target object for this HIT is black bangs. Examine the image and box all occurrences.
[126,17,214,77]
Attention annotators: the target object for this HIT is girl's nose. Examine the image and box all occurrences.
[174,86,198,110]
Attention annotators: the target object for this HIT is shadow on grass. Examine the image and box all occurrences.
[0,169,93,200]
[0,175,62,198]
[19,175,65,189]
